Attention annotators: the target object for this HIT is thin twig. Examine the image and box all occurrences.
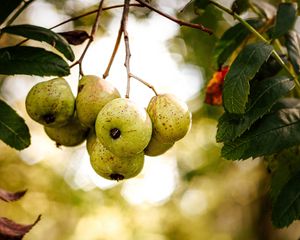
[135,0,212,35]
[50,3,143,30]
[129,73,158,95]
[103,22,123,79]
[13,3,143,47]
[73,0,105,76]
[122,0,131,98]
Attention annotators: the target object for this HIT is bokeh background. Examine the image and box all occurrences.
[1,0,300,239]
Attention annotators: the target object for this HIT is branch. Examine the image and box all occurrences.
[122,0,131,98]
[135,0,212,35]
[71,0,105,76]
[50,3,144,30]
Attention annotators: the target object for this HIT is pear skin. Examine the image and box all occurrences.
[95,98,152,157]
[144,135,174,156]
[25,77,75,127]
[44,116,89,147]
[76,75,120,127]
[147,94,191,143]
[90,138,144,181]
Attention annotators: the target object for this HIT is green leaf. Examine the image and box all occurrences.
[223,42,273,114]
[272,172,300,227]
[268,146,300,227]
[0,99,30,150]
[214,18,264,68]
[222,107,300,160]
[272,3,297,39]
[0,0,23,24]
[2,24,75,61]
[285,31,300,75]
[0,46,70,76]
[217,76,294,142]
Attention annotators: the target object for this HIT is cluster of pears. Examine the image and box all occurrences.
[25,75,191,181]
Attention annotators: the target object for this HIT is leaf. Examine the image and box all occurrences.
[2,24,75,61]
[58,30,90,45]
[223,42,273,114]
[217,76,294,142]
[272,3,297,39]
[0,100,30,150]
[285,31,300,75]
[0,0,23,24]
[0,215,41,240]
[272,172,300,228]
[221,107,300,160]
[231,0,250,14]
[268,146,300,227]
[0,46,70,77]
[0,189,27,202]
[214,18,264,68]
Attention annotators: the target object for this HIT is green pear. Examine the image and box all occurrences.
[147,94,191,143]
[95,98,152,157]
[25,77,75,127]
[44,115,89,147]
[90,138,144,181]
[76,75,120,127]
[144,135,174,156]
[86,128,97,155]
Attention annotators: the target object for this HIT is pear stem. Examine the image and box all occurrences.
[129,73,158,96]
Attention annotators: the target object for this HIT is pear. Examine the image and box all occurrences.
[95,98,152,157]
[144,135,174,156]
[44,115,89,147]
[147,94,191,143]
[90,138,144,181]
[86,128,97,155]
[76,75,120,127]
[25,77,75,127]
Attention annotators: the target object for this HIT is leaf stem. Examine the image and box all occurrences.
[135,0,212,35]
[129,73,158,95]
[209,0,300,89]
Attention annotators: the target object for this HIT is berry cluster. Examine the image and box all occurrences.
[25,75,192,181]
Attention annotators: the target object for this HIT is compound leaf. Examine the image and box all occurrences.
[214,18,264,68]
[2,24,75,61]
[272,3,297,39]
[217,76,294,142]
[0,46,70,76]
[0,100,30,150]
[285,30,300,75]
[222,107,300,160]
[223,42,273,114]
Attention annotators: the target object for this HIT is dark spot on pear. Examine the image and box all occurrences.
[110,173,124,181]
[78,84,84,93]
[43,114,55,124]
[110,128,121,139]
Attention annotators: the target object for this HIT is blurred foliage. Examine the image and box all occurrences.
[1,0,300,239]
